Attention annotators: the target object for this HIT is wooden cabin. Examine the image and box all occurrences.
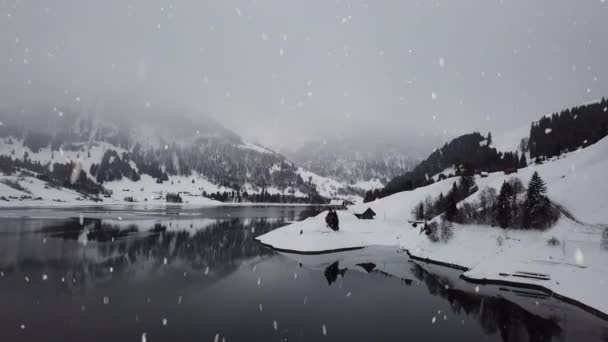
[355,208,376,220]
[329,199,347,210]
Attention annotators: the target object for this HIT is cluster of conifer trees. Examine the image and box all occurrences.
[529,98,608,160]
[365,133,526,202]
[203,189,327,204]
[414,171,559,232]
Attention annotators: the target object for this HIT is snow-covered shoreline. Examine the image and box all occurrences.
[257,210,608,318]
[256,137,608,317]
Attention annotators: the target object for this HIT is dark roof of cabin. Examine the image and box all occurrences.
[363,208,376,215]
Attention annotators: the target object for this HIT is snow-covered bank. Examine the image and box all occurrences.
[256,136,608,316]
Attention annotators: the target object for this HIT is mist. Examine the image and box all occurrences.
[1,0,607,152]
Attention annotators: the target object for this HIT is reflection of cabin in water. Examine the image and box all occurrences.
[355,208,376,220]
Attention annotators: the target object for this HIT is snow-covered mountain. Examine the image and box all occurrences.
[287,138,418,189]
[0,107,362,205]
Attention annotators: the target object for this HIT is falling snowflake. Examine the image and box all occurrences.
[322,324,327,336]
[257,277,261,286]
[142,333,147,342]
[103,296,110,305]
[545,128,552,134]
[42,274,48,281]
[431,92,437,100]
[475,285,479,293]
[438,57,445,68]
[431,316,436,324]
[273,320,278,331]
[574,248,585,266]
[162,318,168,326]
[259,304,263,312]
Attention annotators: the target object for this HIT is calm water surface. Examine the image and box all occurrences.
[0,206,606,342]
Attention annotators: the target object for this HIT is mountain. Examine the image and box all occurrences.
[367,98,608,202]
[0,106,361,205]
[286,138,418,191]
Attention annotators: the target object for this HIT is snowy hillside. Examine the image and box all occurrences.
[288,138,417,185]
[258,135,608,316]
[0,111,361,206]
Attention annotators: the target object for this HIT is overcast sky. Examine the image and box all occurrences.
[1,0,607,151]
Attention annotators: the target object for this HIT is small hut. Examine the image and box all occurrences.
[329,199,347,210]
[355,208,376,220]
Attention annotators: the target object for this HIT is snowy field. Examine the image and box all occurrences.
[257,136,608,316]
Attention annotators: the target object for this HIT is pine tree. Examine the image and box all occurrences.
[325,209,340,231]
[487,132,493,146]
[519,153,527,168]
[416,202,424,220]
[459,171,476,197]
[445,191,458,222]
[496,181,514,228]
[523,171,551,228]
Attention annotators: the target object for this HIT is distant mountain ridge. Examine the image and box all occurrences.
[0,107,362,205]
[287,138,418,187]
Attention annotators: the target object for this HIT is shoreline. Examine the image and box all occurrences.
[258,238,608,321]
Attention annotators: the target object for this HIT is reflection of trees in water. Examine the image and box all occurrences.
[98,217,282,272]
[4,217,288,292]
[323,261,347,285]
[411,264,562,342]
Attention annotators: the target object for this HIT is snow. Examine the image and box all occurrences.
[257,136,608,315]
[238,141,275,155]
[350,178,384,192]
[491,124,529,153]
[295,167,358,202]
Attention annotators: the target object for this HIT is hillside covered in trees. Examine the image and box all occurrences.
[365,132,524,202]
[529,98,608,160]
[367,98,608,203]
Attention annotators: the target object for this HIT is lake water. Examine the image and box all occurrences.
[0,206,606,342]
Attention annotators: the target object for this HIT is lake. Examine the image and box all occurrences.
[0,206,606,341]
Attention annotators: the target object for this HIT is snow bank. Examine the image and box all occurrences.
[256,211,406,253]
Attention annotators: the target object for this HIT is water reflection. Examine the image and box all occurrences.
[282,247,608,342]
[0,208,606,342]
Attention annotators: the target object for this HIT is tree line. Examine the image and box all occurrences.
[414,171,559,240]
[529,97,608,160]
[365,133,526,202]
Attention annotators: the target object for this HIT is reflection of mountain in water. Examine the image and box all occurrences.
[0,216,291,292]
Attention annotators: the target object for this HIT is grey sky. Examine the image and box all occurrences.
[1,0,607,152]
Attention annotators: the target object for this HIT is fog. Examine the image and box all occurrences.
[1,0,607,152]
